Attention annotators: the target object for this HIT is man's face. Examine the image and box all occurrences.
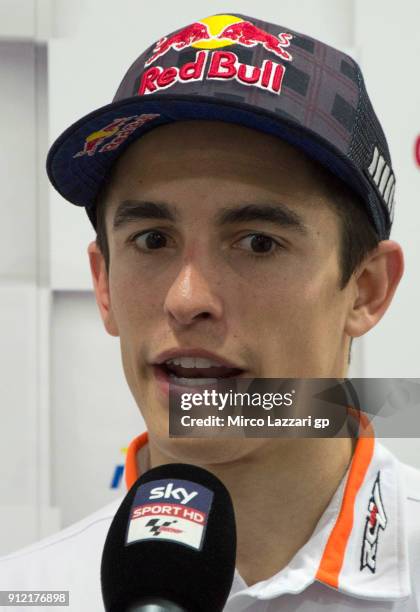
[90,120,356,462]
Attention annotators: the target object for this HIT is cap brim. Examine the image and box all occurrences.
[46,93,385,235]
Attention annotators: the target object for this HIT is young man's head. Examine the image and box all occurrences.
[47,13,404,462]
[86,119,403,462]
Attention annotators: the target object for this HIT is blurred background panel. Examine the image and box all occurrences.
[0,0,419,555]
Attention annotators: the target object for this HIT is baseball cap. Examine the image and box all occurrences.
[46,13,396,238]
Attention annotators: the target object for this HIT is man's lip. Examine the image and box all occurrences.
[152,348,246,370]
[152,364,245,397]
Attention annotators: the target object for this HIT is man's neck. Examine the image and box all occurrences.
[145,437,355,587]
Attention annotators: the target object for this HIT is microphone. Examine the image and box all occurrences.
[101,463,237,612]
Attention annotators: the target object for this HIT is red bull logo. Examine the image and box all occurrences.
[217,21,293,61]
[140,15,293,98]
[145,14,293,66]
[73,113,160,159]
[145,15,293,67]
[139,50,288,97]
[145,21,212,66]
[74,117,127,158]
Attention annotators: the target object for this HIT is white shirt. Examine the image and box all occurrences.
[1,432,420,611]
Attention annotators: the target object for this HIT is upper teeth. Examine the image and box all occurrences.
[165,357,227,368]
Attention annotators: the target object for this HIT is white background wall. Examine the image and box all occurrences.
[0,0,419,555]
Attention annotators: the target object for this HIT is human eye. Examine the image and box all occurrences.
[128,229,174,253]
[234,233,285,258]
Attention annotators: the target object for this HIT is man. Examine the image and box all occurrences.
[1,12,419,611]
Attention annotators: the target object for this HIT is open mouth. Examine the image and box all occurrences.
[155,358,244,387]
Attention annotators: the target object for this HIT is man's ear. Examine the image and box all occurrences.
[87,241,119,337]
[344,240,404,338]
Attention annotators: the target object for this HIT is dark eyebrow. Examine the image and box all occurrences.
[112,200,178,231]
[112,199,309,236]
[215,203,309,235]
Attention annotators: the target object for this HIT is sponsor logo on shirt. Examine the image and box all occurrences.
[360,471,387,573]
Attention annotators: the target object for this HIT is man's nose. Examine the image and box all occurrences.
[163,260,224,326]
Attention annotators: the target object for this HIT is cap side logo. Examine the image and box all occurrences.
[73,114,160,159]
[367,146,396,223]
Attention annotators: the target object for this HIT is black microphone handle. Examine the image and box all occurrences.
[126,597,188,612]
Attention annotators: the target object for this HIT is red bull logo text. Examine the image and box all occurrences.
[73,113,160,158]
[139,50,288,97]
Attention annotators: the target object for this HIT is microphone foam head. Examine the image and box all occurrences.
[101,463,237,611]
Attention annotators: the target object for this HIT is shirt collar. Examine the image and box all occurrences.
[124,422,411,602]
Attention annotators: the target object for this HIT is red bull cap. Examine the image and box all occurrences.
[47,13,395,238]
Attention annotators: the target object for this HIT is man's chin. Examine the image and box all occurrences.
[148,432,265,468]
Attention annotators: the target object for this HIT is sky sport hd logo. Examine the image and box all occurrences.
[126,478,214,551]
[140,14,294,97]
